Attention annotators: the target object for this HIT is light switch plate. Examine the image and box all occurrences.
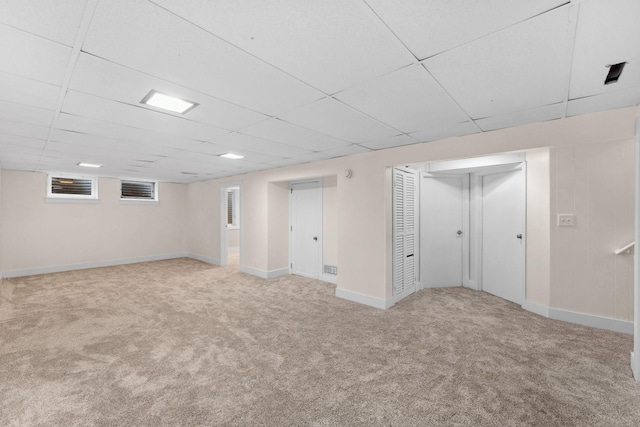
[557,214,575,227]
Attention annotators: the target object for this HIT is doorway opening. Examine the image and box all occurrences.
[220,181,242,270]
[392,153,526,305]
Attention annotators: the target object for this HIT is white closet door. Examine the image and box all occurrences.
[482,167,526,304]
[393,168,419,302]
[420,175,464,287]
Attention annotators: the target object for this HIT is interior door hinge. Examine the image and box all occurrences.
[290,188,293,193]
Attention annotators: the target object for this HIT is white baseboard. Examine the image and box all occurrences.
[267,268,289,279]
[239,265,289,279]
[335,288,390,309]
[2,253,190,278]
[631,352,638,381]
[549,307,633,335]
[320,273,338,285]
[522,300,550,318]
[187,253,220,265]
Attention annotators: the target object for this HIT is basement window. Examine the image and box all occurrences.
[47,174,98,201]
[121,180,158,201]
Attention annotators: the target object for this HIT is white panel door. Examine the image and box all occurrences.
[392,168,419,302]
[482,167,526,304]
[420,175,464,287]
[291,180,322,279]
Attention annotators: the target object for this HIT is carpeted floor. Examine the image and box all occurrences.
[1,254,639,426]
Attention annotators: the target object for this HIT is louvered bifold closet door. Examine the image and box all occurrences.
[393,168,418,303]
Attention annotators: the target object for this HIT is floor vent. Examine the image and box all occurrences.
[323,265,338,275]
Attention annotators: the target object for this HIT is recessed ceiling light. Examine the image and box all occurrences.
[77,162,102,168]
[141,90,198,114]
[220,153,245,160]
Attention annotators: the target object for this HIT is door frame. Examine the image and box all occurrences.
[219,181,242,266]
[289,178,323,279]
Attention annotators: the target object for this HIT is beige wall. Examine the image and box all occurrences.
[526,149,552,306]
[186,106,638,320]
[187,180,218,261]
[550,139,635,320]
[1,170,188,274]
[323,176,338,268]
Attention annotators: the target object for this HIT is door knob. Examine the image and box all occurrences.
[516,234,522,239]
[313,236,318,241]
[456,230,462,235]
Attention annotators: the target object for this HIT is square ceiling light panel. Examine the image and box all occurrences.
[141,90,198,114]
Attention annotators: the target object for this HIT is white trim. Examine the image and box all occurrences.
[521,300,550,318]
[227,246,240,252]
[335,288,391,310]
[239,265,289,279]
[549,308,633,335]
[187,253,220,265]
[2,253,190,278]
[633,115,640,380]
[631,352,637,380]
[119,200,159,205]
[320,273,338,284]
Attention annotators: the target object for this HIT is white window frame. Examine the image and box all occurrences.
[227,187,239,229]
[120,179,159,202]
[46,173,98,201]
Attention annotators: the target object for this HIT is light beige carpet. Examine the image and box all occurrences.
[1,255,639,426]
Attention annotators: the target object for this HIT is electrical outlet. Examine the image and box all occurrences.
[557,214,575,227]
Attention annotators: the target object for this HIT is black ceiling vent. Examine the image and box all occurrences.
[605,62,626,85]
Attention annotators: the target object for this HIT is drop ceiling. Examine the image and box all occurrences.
[0,0,638,183]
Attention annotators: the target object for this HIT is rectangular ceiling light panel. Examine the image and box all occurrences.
[141,90,198,114]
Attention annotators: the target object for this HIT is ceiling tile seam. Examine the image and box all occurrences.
[419,1,572,61]
[0,20,77,48]
[561,4,581,118]
[472,101,565,122]
[148,0,331,97]
[360,0,421,64]
[35,0,99,173]
[328,95,410,137]
[76,51,277,120]
[56,111,218,146]
[418,63,482,133]
[327,62,417,98]
[0,68,64,92]
[225,130,339,155]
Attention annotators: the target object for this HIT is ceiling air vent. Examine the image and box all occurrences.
[605,62,626,85]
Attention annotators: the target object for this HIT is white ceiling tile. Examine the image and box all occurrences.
[69,53,268,131]
[0,133,46,150]
[210,132,313,158]
[151,0,414,94]
[360,134,419,150]
[0,71,60,110]
[365,0,566,60]
[409,121,481,143]
[61,91,228,142]
[335,65,470,133]
[0,119,50,140]
[0,23,71,85]
[82,0,323,115]
[0,99,54,127]
[240,118,351,152]
[56,113,203,151]
[567,87,640,118]
[279,98,398,143]
[424,6,573,119]
[475,103,564,132]
[569,0,640,99]
[51,128,182,157]
[0,0,87,46]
